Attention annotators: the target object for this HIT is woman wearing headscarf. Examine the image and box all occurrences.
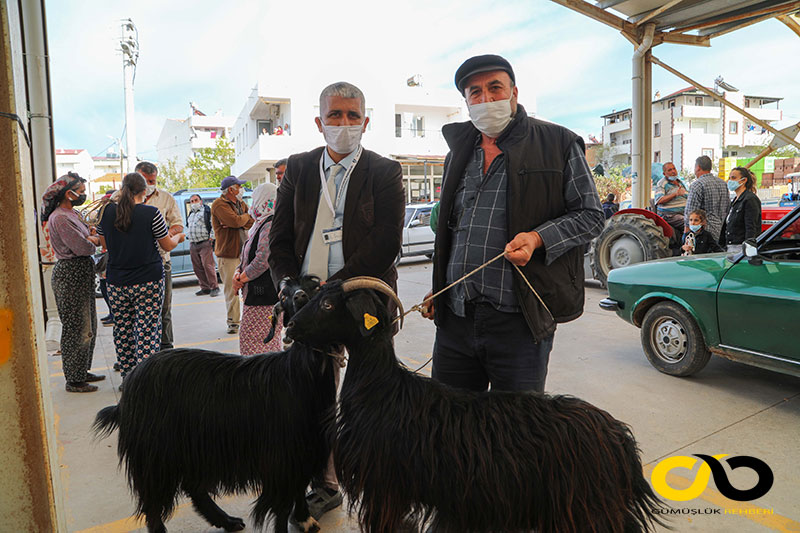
[97,173,185,386]
[234,182,282,355]
[41,172,105,392]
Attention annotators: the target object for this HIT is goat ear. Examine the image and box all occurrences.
[344,291,382,337]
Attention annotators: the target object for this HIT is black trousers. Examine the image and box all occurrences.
[432,302,554,393]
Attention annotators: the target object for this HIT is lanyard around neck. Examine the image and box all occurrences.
[319,145,362,218]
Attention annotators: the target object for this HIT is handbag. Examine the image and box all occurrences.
[244,216,278,306]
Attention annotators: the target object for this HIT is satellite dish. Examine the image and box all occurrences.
[714,76,739,92]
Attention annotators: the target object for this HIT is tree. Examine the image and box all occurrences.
[186,137,236,189]
[593,166,629,204]
[158,158,192,192]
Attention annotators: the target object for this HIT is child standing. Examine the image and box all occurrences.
[682,209,723,255]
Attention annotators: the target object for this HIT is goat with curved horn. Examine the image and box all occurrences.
[340,276,404,330]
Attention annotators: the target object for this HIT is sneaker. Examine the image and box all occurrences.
[100,314,114,323]
[227,324,239,335]
[196,289,211,296]
[209,287,220,297]
[65,381,98,393]
[113,362,121,372]
[305,487,343,520]
[85,372,106,382]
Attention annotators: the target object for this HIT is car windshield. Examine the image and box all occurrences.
[404,207,416,226]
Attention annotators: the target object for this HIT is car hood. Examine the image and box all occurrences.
[607,252,737,291]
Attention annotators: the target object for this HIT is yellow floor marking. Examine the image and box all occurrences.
[172,299,225,307]
[74,494,240,533]
[642,464,800,531]
[175,336,239,348]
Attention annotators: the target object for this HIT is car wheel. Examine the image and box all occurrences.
[589,214,670,287]
[640,301,711,377]
[95,276,103,299]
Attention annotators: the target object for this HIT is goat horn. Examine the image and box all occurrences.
[340,276,404,330]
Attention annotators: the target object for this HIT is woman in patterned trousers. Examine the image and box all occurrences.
[98,173,185,387]
[41,173,106,392]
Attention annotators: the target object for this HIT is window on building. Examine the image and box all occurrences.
[729,121,738,134]
[411,115,425,138]
[654,122,661,137]
[668,99,676,108]
[654,151,661,163]
[695,97,703,106]
[702,148,713,159]
[395,114,402,138]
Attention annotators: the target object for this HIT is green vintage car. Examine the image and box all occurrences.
[600,205,800,377]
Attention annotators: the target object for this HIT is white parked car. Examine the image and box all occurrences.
[401,202,437,259]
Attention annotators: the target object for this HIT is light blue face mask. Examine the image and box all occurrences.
[689,224,702,232]
[727,179,743,191]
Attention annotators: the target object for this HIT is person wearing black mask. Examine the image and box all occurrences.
[41,173,105,393]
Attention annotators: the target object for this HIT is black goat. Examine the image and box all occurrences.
[286,279,667,533]
[265,275,322,344]
[93,277,333,533]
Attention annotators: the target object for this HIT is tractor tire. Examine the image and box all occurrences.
[589,213,670,287]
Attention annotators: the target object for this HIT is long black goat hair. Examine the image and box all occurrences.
[93,344,336,533]
[286,281,669,533]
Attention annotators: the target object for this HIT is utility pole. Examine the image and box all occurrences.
[107,135,125,187]
[120,19,138,172]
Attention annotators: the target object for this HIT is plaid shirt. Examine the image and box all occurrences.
[445,139,603,317]
[446,143,518,316]
[187,207,213,243]
[684,173,730,241]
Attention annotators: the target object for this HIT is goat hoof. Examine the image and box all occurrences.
[223,517,246,531]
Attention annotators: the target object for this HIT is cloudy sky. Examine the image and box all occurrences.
[47,0,800,159]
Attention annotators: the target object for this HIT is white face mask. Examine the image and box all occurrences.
[320,123,363,154]
[236,188,244,200]
[467,97,513,138]
[190,202,202,212]
[145,184,156,196]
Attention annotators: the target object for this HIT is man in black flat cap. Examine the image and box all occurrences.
[421,54,604,393]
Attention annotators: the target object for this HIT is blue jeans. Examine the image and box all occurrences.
[432,302,554,393]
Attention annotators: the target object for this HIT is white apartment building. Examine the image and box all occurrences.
[601,87,782,171]
[156,105,234,168]
[230,78,468,202]
[55,149,128,200]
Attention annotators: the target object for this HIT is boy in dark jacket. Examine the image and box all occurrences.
[682,209,723,255]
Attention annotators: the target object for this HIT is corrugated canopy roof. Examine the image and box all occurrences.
[552,1,800,46]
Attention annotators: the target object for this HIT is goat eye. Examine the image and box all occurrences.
[322,301,334,311]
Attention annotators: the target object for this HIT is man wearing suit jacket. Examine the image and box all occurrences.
[268,81,404,520]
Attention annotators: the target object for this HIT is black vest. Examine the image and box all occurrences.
[434,104,585,341]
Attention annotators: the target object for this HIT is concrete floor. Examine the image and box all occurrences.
[49,258,800,532]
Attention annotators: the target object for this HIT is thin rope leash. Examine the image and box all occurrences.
[397,252,555,374]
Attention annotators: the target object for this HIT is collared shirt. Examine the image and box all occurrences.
[446,140,519,316]
[684,173,730,241]
[301,146,359,279]
[445,139,602,317]
[144,188,182,261]
[187,206,213,243]
[655,177,688,216]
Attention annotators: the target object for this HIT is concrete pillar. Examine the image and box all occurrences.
[0,1,64,529]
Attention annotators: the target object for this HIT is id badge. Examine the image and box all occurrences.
[322,227,343,245]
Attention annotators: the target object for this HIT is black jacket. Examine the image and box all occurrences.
[684,230,723,254]
[269,147,404,291]
[725,190,761,245]
[433,105,590,341]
